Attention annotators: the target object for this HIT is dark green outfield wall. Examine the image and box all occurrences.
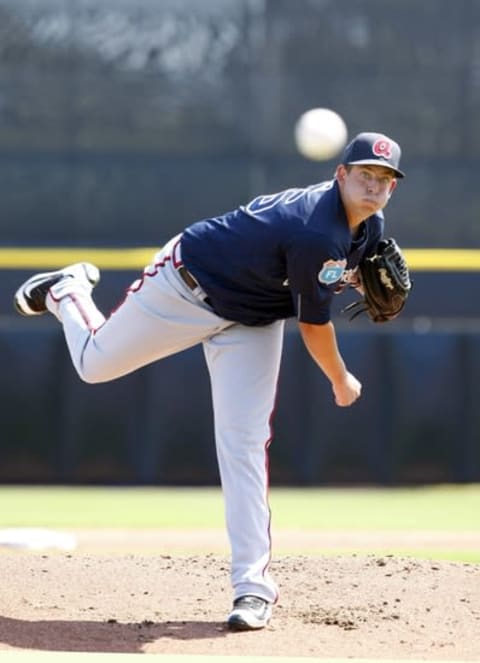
[1,318,479,486]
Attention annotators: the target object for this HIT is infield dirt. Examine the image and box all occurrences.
[0,529,479,659]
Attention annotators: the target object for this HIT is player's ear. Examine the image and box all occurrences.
[335,164,347,182]
[387,179,397,197]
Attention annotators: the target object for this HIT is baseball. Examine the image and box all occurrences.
[294,107,348,161]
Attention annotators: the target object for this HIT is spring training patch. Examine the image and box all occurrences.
[318,258,347,285]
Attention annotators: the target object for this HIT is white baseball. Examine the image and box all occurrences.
[294,107,348,161]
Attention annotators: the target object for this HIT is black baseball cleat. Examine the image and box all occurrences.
[14,263,100,316]
[227,595,273,631]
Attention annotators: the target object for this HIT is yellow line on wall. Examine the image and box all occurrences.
[404,249,480,271]
[0,247,156,270]
[0,247,480,271]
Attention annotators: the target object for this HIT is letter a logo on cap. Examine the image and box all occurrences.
[372,138,392,158]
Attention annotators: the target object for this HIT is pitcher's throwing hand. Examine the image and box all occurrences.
[333,372,362,407]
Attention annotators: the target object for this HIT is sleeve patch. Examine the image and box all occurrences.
[318,259,347,285]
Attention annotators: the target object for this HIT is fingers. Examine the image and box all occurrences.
[335,392,361,407]
[332,372,362,407]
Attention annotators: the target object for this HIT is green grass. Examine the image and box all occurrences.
[271,484,480,530]
[0,484,479,530]
[0,486,224,528]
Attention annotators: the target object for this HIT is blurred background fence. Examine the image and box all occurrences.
[0,0,479,484]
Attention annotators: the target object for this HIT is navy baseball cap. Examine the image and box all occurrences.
[341,132,405,178]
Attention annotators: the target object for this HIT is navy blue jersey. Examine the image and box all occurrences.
[181,179,383,326]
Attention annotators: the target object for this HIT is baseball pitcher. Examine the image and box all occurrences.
[14,132,410,631]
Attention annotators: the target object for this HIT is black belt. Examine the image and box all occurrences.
[178,266,213,307]
[178,265,199,290]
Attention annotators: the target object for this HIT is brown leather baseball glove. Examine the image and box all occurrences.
[343,238,412,323]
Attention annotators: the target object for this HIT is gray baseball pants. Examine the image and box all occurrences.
[47,234,285,604]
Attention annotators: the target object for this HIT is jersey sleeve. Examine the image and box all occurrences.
[285,232,346,324]
[364,213,385,256]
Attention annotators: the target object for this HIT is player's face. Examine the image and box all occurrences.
[337,164,397,220]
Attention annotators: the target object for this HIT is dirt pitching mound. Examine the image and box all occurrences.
[0,552,479,659]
